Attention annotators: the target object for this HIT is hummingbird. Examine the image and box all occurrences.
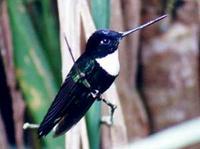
[37,15,167,137]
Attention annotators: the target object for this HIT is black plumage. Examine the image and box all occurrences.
[38,54,116,137]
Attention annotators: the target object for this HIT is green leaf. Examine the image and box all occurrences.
[7,0,64,148]
[86,1,110,149]
[91,0,110,29]
[25,0,62,84]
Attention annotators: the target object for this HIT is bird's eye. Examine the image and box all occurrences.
[100,39,110,45]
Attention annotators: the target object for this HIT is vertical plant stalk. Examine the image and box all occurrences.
[101,85,128,148]
[57,0,89,149]
[0,1,25,148]
[40,0,62,85]
[85,0,102,148]
[121,0,140,86]
[121,0,149,140]
[82,0,128,148]
[86,0,128,148]
[0,3,9,149]
[111,0,149,142]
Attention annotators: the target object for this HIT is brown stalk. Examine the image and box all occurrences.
[0,1,25,148]
[111,0,149,142]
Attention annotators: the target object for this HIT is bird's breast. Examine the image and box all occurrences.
[95,50,120,76]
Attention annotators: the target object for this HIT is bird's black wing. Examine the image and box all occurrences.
[53,82,96,137]
[53,59,116,137]
[38,56,95,137]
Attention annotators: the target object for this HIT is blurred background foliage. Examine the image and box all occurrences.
[0,0,199,148]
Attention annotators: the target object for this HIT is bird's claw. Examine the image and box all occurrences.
[90,89,100,98]
[101,99,117,126]
[100,116,113,126]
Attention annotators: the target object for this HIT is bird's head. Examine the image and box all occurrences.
[85,29,122,58]
[84,14,167,58]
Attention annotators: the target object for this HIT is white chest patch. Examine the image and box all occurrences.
[95,50,120,76]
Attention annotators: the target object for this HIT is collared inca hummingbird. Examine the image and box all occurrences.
[38,15,167,137]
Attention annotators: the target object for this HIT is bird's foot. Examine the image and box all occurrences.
[100,98,117,126]
[101,116,112,126]
[23,122,39,130]
[90,89,100,98]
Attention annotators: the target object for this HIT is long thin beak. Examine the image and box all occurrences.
[121,14,167,38]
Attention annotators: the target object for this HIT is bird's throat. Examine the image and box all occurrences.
[95,50,120,76]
